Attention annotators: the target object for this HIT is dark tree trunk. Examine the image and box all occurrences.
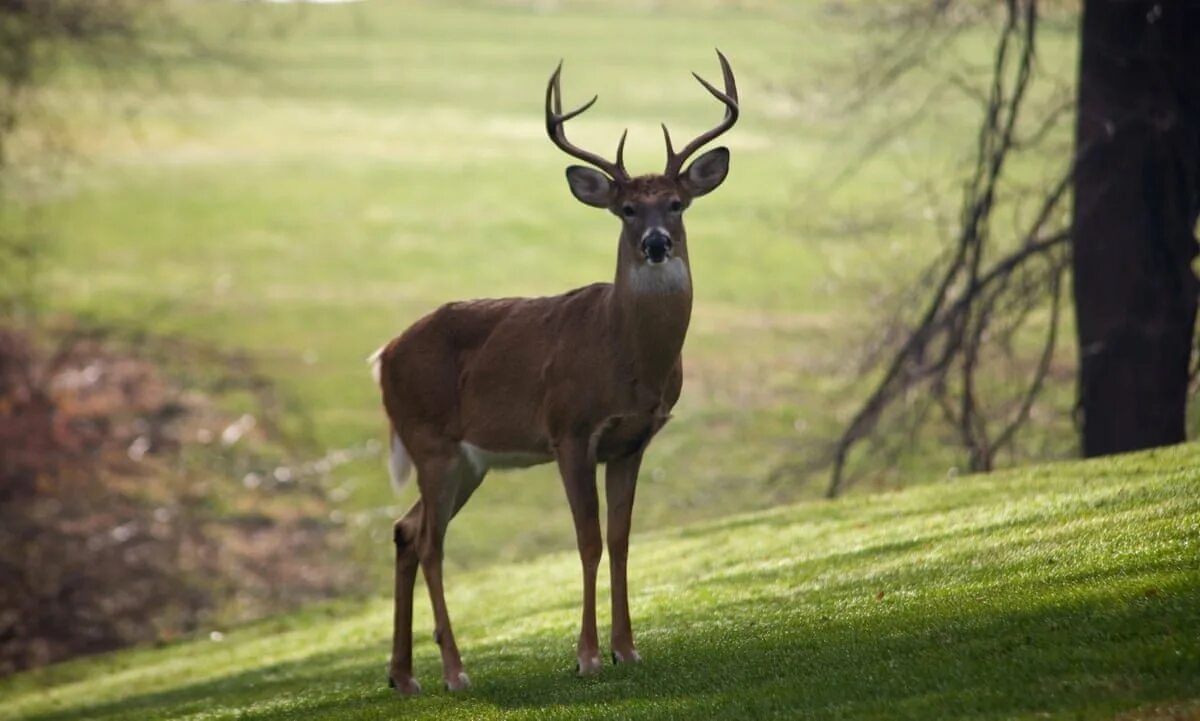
[1071,0,1200,457]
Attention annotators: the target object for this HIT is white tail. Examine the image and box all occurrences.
[368,345,386,384]
[368,345,412,494]
[387,431,413,493]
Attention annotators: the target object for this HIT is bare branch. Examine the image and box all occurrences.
[824,0,1081,497]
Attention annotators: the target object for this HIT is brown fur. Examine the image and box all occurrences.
[377,183,693,691]
[379,274,686,463]
[378,55,736,694]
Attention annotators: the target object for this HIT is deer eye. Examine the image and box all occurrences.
[621,204,637,218]
[669,199,683,213]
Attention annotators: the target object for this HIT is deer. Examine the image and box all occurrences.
[370,51,738,695]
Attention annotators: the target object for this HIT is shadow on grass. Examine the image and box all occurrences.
[20,571,1197,721]
[467,581,1198,720]
[15,642,396,721]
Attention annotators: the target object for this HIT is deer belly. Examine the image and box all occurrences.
[459,441,552,475]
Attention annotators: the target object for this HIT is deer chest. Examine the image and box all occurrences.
[593,410,672,462]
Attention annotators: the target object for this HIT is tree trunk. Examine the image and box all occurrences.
[1071,0,1200,457]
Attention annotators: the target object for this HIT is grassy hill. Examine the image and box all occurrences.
[3,445,1196,720]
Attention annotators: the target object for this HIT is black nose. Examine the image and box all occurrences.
[642,231,672,262]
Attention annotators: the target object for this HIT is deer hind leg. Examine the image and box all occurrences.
[388,502,423,695]
[556,438,604,675]
[416,450,486,691]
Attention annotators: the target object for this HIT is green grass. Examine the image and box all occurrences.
[3,445,1197,720]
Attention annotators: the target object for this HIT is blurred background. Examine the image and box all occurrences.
[2,0,1193,678]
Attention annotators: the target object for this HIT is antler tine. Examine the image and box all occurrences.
[549,61,562,113]
[544,62,630,182]
[663,49,740,178]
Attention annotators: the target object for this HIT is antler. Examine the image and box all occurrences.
[662,49,739,178]
[545,62,630,183]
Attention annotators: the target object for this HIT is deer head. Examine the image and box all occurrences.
[545,51,739,269]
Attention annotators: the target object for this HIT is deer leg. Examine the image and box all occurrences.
[556,438,603,675]
[605,451,643,664]
[417,454,482,691]
[388,502,423,695]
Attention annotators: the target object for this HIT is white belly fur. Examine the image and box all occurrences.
[460,442,553,475]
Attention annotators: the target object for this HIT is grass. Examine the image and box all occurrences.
[1,0,1081,569]
[3,444,1197,720]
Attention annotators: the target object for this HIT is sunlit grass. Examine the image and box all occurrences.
[2,445,1196,720]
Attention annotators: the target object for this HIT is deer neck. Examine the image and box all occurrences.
[609,236,693,388]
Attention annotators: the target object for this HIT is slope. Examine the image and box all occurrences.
[2,445,1197,720]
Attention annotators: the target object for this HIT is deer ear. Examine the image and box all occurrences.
[681,147,730,198]
[565,166,615,208]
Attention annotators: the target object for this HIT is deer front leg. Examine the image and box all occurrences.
[556,438,603,675]
[606,451,643,664]
[388,502,423,695]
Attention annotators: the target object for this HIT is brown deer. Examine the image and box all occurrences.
[370,51,738,695]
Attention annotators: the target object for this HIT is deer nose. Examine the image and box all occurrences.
[641,229,672,263]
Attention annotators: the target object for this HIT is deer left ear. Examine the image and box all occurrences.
[565,165,616,209]
[681,147,730,198]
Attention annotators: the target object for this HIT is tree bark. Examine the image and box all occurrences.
[1071,0,1200,457]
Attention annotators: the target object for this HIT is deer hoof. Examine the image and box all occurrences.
[388,674,422,696]
[444,671,471,691]
[612,648,642,664]
[576,654,603,676]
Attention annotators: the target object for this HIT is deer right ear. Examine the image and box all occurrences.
[565,166,615,209]
[680,146,730,198]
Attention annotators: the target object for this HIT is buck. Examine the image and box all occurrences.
[370,51,738,695]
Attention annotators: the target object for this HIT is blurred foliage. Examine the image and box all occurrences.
[0,1,362,674]
[827,0,1075,495]
[0,0,1084,568]
[0,0,143,160]
[0,0,144,319]
[0,325,356,676]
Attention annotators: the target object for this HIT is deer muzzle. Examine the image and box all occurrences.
[641,229,672,264]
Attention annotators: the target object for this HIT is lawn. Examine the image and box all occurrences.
[2,444,1197,720]
[1,0,1080,570]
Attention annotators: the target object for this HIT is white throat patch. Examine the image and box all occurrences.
[628,257,691,295]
